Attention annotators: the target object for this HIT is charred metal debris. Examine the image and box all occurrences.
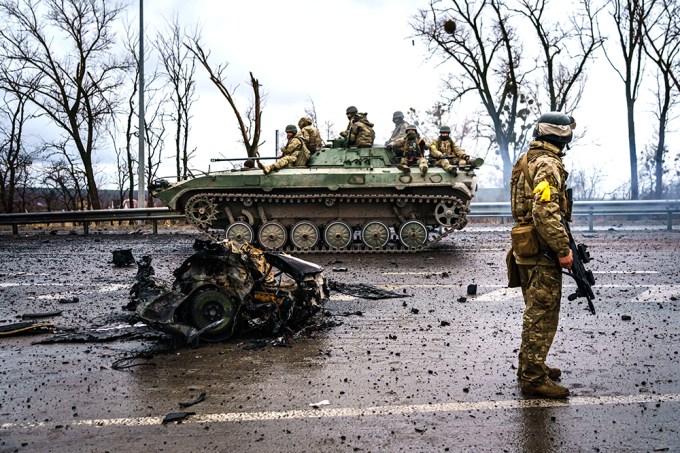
[129,239,329,345]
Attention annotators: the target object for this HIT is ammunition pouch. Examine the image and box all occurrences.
[506,248,521,288]
[510,224,540,258]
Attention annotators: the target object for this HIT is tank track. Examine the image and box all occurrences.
[184,192,468,254]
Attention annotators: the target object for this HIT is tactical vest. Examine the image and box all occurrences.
[403,138,426,158]
[434,137,453,154]
[510,148,569,224]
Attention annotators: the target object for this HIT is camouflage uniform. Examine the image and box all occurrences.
[264,133,310,174]
[386,119,409,145]
[298,117,324,154]
[340,113,375,148]
[430,137,470,171]
[389,134,430,176]
[510,139,570,386]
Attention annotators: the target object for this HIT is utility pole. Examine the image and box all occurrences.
[137,0,145,209]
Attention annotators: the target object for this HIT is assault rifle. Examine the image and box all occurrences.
[561,188,596,315]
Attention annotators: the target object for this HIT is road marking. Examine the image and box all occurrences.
[382,270,659,276]
[593,271,659,274]
[2,393,679,430]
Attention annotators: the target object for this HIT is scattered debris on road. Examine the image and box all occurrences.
[130,239,329,345]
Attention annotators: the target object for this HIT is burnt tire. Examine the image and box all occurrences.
[188,288,237,342]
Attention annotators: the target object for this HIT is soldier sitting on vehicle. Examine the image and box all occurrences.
[258,124,310,175]
[338,105,375,148]
[298,117,324,154]
[387,124,430,176]
[430,125,472,175]
[385,110,409,146]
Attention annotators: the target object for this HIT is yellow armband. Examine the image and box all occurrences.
[533,180,555,202]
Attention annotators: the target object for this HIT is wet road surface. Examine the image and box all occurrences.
[1,226,679,452]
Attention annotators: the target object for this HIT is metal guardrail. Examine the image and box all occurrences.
[469,200,680,230]
[0,207,184,235]
[0,200,678,235]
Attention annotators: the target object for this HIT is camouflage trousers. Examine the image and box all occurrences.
[518,263,562,383]
[268,150,308,172]
[400,157,428,174]
[434,157,466,171]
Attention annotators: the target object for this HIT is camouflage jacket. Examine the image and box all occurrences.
[386,121,409,145]
[281,134,310,166]
[510,139,570,265]
[390,135,430,158]
[341,114,375,147]
[300,125,323,153]
[430,137,469,161]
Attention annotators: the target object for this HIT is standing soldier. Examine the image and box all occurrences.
[298,117,324,154]
[385,110,409,146]
[258,124,310,175]
[387,124,430,176]
[430,126,471,175]
[339,106,375,148]
[509,112,576,399]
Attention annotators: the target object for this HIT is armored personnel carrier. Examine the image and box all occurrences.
[150,144,482,253]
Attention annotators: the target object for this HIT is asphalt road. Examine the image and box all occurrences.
[1,225,679,452]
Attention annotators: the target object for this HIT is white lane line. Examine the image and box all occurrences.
[0,283,65,288]
[593,271,659,274]
[2,393,679,430]
[382,271,659,276]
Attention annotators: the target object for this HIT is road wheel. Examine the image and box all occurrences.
[258,221,287,250]
[361,221,390,248]
[399,220,428,248]
[290,221,320,249]
[225,222,254,247]
[324,221,352,249]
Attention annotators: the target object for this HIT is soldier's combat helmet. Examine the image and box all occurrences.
[392,111,404,120]
[533,112,576,144]
[439,126,451,134]
[405,124,417,133]
[346,106,358,114]
[285,124,298,134]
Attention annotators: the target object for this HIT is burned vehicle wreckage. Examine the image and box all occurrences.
[130,239,328,345]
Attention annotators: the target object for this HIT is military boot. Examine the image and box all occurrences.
[256,160,269,175]
[520,378,569,399]
[396,164,411,173]
[420,165,428,176]
[517,364,562,381]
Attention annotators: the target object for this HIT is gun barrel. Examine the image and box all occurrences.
[210,157,278,162]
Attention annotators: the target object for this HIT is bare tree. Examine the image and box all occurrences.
[186,40,264,158]
[0,90,40,213]
[570,166,606,200]
[413,0,601,188]
[641,0,680,198]
[142,92,168,207]
[0,0,129,210]
[156,16,197,181]
[602,0,656,200]
[412,0,540,187]
[41,143,88,211]
[514,0,604,112]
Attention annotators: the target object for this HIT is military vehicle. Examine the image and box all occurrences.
[150,143,482,253]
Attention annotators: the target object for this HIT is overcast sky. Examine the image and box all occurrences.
[132,0,675,195]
